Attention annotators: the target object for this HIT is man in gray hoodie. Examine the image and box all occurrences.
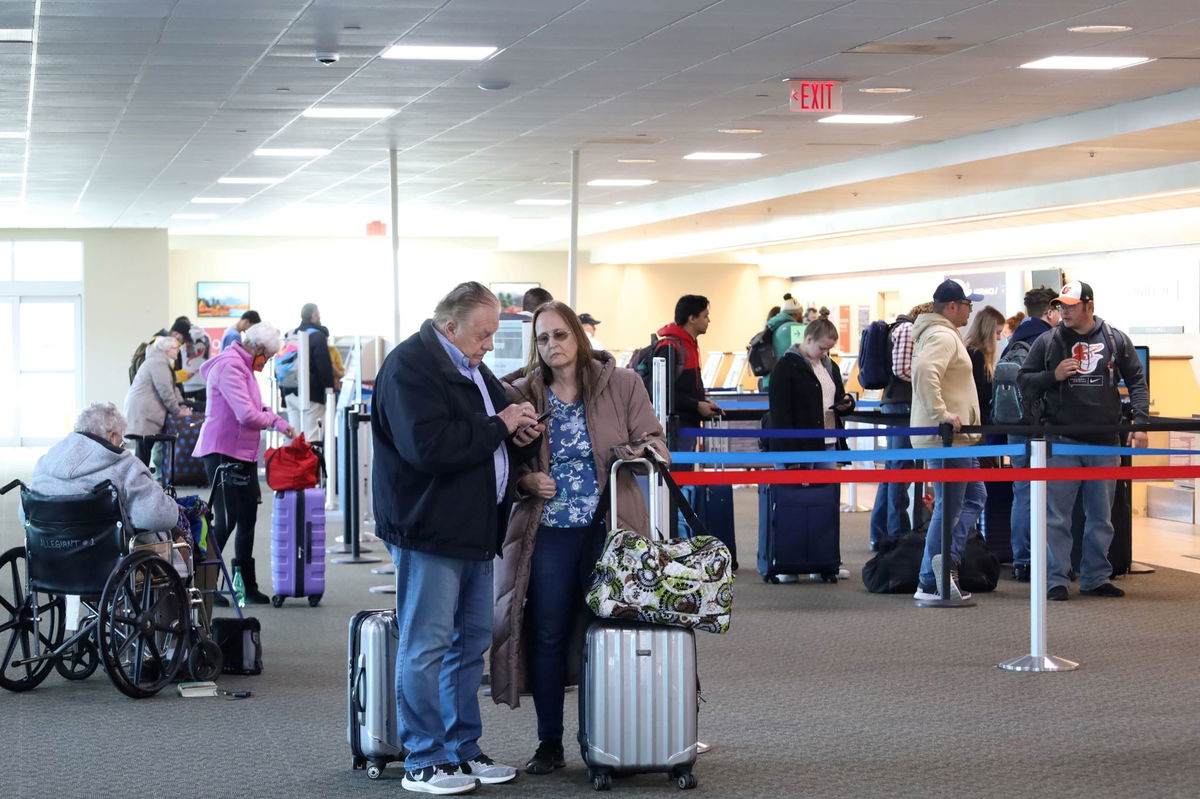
[31,402,181,532]
[1017,281,1148,600]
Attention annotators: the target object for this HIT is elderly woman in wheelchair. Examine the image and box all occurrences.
[0,403,222,698]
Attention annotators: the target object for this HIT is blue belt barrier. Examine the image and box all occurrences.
[1052,444,1200,457]
[681,426,937,439]
[669,444,1024,465]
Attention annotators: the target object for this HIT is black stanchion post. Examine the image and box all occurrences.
[331,403,381,565]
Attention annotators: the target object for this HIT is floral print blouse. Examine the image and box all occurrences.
[540,389,600,528]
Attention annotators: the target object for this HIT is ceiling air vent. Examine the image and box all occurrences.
[844,42,969,55]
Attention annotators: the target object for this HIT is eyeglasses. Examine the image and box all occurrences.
[957,301,973,310]
[535,329,572,346]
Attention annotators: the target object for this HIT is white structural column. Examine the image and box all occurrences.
[568,148,580,308]
[998,438,1079,672]
[389,148,402,347]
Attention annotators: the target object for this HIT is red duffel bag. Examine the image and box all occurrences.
[265,434,321,491]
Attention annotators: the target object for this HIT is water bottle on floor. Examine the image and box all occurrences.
[232,565,247,608]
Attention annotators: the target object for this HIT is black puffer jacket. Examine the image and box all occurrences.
[766,349,854,453]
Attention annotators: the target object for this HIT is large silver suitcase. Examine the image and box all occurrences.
[347,609,404,779]
[579,457,700,791]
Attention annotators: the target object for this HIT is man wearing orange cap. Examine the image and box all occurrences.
[1017,280,1148,601]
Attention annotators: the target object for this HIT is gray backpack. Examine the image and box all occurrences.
[991,340,1032,424]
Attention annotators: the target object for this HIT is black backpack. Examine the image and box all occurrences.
[632,335,682,395]
[857,319,896,390]
[746,324,777,377]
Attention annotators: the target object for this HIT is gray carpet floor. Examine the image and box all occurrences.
[3,478,1200,799]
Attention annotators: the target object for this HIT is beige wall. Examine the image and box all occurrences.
[169,236,572,342]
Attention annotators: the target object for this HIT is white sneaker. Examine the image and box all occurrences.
[458,754,518,784]
[931,554,972,601]
[402,764,479,795]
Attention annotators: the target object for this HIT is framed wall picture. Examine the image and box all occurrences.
[490,282,540,315]
[197,281,250,318]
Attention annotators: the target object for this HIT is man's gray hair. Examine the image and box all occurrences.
[244,322,282,355]
[75,402,127,438]
[433,281,500,329]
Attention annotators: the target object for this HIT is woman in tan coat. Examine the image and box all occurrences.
[491,301,667,776]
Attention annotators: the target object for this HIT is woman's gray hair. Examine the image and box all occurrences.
[433,281,499,329]
[244,322,282,355]
[74,402,127,438]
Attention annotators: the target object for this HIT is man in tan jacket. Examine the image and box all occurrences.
[910,279,987,603]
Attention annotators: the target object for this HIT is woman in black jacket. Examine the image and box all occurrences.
[767,318,855,469]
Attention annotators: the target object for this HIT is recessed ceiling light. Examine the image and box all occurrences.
[586,179,658,187]
[171,213,219,220]
[514,199,570,206]
[191,197,247,204]
[717,128,763,134]
[683,152,763,160]
[542,180,570,186]
[301,107,396,119]
[617,158,657,164]
[0,28,33,42]
[817,114,918,124]
[1068,24,1133,34]
[218,177,282,185]
[1020,55,1151,70]
[0,132,28,139]
[254,148,331,157]
[858,87,912,94]
[381,45,498,61]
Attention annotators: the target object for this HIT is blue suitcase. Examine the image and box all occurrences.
[757,483,840,583]
[680,485,738,570]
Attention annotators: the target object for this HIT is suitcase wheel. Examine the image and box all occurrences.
[763,574,778,584]
[589,770,612,791]
[308,593,322,608]
[366,764,382,780]
[822,574,839,584]
[271,595,285,608]
[673,771,697,790]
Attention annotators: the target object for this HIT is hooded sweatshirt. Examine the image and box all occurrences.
[31,432,181,531]
[762,310,804,389]
[1016,316,1149,444]
[654,322,704,424]
[1001,315,1052,358]
[909,312,981,448]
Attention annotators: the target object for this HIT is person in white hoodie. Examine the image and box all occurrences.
[910,279,987,603]
[30,402,181,532]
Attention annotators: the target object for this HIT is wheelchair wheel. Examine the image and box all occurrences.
[0,546,65,692]
[187,635,223,682]
[55,634,99,681]
[97,550,188,698]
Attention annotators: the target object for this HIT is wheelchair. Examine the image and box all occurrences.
[0,478,223,698]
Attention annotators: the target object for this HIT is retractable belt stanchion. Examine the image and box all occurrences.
[331,403,381,566]
[999,438,1079,672]
[324,388,338,513]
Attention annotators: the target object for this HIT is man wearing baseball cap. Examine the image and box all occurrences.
[579,312,605,351]
[910,278,988,604]
[1017,280,1149,600]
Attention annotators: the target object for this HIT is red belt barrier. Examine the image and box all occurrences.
[670,465,1200,486]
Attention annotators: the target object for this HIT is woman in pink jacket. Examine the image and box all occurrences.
[194,322,294,604]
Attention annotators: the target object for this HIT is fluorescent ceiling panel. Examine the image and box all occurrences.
[381,45,498,61]
[587,179,657,187]
[254,148,330,157]
[683,152,763,160]
[301,107,396,119]
[1020,56,1151,70]
[818,115,918,124]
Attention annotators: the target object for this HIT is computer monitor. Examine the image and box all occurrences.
[1119,345,1149,391]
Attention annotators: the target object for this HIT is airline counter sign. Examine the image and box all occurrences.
[788,79,843,113]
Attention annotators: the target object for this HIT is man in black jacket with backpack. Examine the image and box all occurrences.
[1017,280,1148,601]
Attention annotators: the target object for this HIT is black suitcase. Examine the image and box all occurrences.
[681,485,738,570]
[756,483,841,582]
[163,413,209,486]
[980,477,1014,564]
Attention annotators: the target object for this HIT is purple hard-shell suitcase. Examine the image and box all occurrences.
[270,488,326,607]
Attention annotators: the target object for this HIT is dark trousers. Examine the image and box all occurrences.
[133,437,154,467]
[202,454,260,563]
[526,522,605,742]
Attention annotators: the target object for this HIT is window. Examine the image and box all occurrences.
[13,241,84,281]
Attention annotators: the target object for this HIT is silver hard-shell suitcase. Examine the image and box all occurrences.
[348,609,404,779]
[578,457,700,791]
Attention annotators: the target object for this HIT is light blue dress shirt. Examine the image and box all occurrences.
[434,326,509,504]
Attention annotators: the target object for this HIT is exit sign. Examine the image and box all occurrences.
[788,79,843,113]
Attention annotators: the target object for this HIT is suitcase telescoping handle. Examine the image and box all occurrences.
[606,454,710,543]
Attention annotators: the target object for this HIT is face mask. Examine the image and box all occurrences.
[252,353,268,372]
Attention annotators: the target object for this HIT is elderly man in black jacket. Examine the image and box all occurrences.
[372,281,542,796]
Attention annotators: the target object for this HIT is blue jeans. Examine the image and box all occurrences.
[1045,443,1118,591]
[527,523,605,741]
[387,543,494,770]
[1008,435,1030,567]
[918,457,986,588]
[870,402,913,543]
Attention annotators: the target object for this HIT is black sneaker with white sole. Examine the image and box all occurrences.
[401,763,479,795]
